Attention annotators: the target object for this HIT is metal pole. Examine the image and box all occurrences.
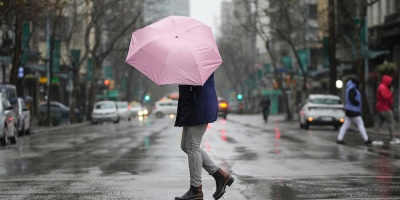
[306,0,310,72]
[1,60,5,83]
[364,15,369,96]
[46,7,50,88]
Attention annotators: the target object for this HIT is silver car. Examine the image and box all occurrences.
[91,101,119,124]
[0,93,17,145]
[116,101,131,121]
[17,98,31,136]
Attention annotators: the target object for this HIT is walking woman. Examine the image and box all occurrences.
[174,73,234,200]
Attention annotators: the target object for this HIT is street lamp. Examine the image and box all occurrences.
[336,80,343,89]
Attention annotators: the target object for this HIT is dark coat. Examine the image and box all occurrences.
[174,73,218,127]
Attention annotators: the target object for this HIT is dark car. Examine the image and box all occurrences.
[39,102,82,123]
[0,84,18,105]
[217,97,229,119]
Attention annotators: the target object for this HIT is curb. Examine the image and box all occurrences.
[31,121,91,134]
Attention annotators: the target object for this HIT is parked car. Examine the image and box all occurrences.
[218,97,229,119]
[39,101,81,123]
[0,93,17,145]
[152,99,178,118]
[0,84,18,105]
[17,98,31,136]
[116,101,131,121]
[91,101,119,124]
[0,84,19,123]
[298,94,345,130]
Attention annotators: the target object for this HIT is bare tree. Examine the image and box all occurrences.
[228,0,312,120]
[84,0,144,119]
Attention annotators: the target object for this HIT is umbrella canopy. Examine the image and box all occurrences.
[125,16,223,86]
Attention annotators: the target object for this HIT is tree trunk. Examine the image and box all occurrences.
[328,0,337,95]
[69,67,80,123]
[10,17,22,87]
[266,41,292,120]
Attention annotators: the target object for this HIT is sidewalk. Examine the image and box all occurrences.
[30,118,90,134]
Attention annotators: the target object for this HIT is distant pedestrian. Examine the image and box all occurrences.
[376,75,400,144]
[174,73,234,200]
[336,77,382,146]
[259,95,271,122]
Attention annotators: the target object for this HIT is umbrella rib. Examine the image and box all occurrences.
[158,39,177,83]
[180,39,202,84]
[180,29,222,63]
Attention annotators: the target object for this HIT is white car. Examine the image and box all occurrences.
[91,101,119,124]
[299,94,345,130]
[0,93,17,145]
[116,101,131,121]
[129,103,148,117]
[152,99,178,118]
[17,98,31,136]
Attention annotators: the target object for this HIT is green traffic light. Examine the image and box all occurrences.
[144,95,150,101]
[237,94,243,100]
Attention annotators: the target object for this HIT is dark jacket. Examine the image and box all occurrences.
[174,73,218,127]
[260,96,271,108]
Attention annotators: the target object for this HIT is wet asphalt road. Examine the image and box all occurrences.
[1,114,400,200]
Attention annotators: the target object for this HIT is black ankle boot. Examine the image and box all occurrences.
[212,168,234,200]
[175,185,203,200]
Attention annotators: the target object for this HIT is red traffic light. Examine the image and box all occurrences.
[104,79,110,86]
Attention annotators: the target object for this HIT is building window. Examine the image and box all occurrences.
[396,0,400,10]
[309,4,317,19]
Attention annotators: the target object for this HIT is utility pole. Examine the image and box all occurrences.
[1,60,5,83]
[328,0,337,95]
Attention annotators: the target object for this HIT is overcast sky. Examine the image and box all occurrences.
[190,0,225,36]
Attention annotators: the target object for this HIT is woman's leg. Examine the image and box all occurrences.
[181,124,218,187]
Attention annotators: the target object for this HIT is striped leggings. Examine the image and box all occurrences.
[181,124,219,187]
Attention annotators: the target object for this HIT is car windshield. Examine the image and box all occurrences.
[116,102,128,108]
[310,98,341,105]
[95,103,114,109]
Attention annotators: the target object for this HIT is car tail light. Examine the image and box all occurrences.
[219,102,228,108]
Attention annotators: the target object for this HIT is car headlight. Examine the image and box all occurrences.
[138,111,143,116]
[143,109,148,115]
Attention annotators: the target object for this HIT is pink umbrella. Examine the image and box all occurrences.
[125,16,223,86]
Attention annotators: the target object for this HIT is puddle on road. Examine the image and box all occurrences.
[234,146,258,161]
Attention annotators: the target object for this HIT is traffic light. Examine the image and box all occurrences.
[144,95,150,101]
[104,79,110,88]
[237,94,243,100]
[285,75,291,86]
[273,80,279,89]
[109,80,115,90]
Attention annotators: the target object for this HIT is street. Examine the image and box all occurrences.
[1,114,400,200]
